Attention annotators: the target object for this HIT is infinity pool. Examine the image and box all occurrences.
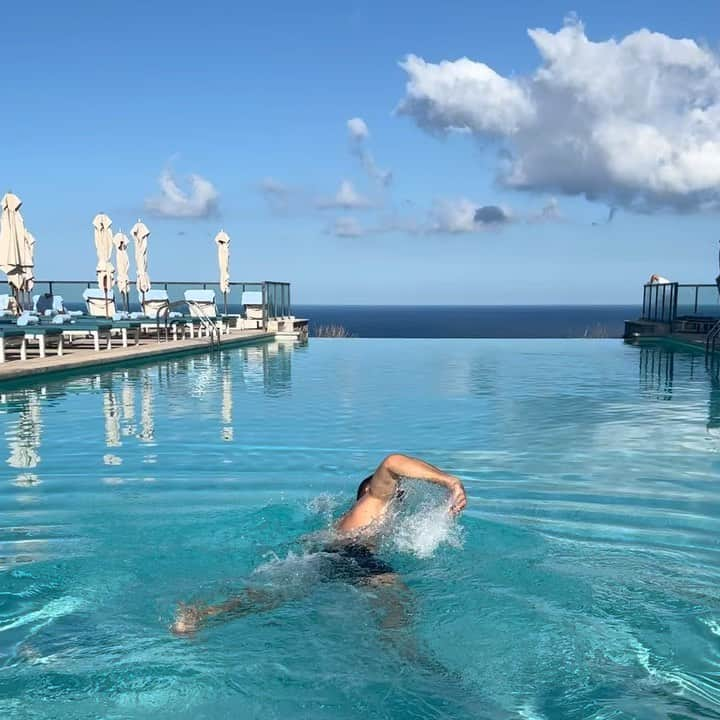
[1,339,720,719]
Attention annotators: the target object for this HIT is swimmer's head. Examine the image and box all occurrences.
[356,475,373,500]
[356,474,406,502]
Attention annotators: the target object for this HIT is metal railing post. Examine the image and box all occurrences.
[262,282,268,330]
[661,285,666,322]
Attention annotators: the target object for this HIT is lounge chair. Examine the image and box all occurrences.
[0,314,65,362]
[240,290,263,330]
[0,293,18,318]
[0,325,29,362]
[184,289,226,335]
[141,289,170,319]
[83,288,117,318]
[78,290,142,348]
[139,289,200,340]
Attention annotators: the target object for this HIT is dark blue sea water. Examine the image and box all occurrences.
[293,305,639,338]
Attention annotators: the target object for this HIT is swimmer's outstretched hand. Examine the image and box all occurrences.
[449,481,467,515]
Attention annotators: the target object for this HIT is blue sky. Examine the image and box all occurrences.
[3,0,720,304]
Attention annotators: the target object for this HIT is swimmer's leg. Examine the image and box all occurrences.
[362,573,460,679]
[171,586,289,636]
[361,572,414,631]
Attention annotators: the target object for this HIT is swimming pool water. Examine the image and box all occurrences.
[1,338,720,719]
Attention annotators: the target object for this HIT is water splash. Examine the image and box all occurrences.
[390,488,464,559]
[306,492,343,522]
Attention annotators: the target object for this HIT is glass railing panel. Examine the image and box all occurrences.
[675,285,698,318]
[695,285,720,317]
[11,279,288,321]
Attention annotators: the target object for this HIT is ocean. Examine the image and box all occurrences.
[293,305,639,339]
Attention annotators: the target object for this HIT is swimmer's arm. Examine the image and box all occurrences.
[171,588,284,635]
[370,454,467,513]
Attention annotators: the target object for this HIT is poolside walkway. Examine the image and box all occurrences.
[0,328,274,383]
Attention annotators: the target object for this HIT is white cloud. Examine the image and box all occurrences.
[398,55,535,135]
[317,180,372,210]
[397,18,720,212]
[347,117,392,186]
[145,169,219,218]
[430,198,478,233]
[429,198,510,234]
[347,117,369,141]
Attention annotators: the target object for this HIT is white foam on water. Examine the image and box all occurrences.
[391,497,464,559]
[0,595,85,633]
[630,635,720,708]
[700,617,720,636]
[251,550,326,590]
[517,702,547,720]
[306,492,343,522]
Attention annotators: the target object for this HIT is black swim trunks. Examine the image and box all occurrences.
[322,544,395,584]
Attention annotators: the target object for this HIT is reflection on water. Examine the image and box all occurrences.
[0,339,297,484]
[638,344,720,431]
[3,388,44,486]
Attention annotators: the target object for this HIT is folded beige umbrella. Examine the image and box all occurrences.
[215,229,230,314]
[0,193,32,302]
[131,220,151,302]
[114,232,130,310]
[93,213,115,317]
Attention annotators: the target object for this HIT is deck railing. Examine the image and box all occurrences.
[24,280,291,326]
[642,283,720,323]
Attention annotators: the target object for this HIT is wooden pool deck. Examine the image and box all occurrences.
[0,328,275,384]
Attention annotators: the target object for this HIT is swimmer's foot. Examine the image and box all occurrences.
[170,603,203,636]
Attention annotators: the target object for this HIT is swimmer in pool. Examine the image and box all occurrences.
[171,454,466,635]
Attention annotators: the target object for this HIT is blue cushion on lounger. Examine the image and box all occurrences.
[184,289,215,303]
[113,311,130,321]
[130,312,146,320]
[68,310,83,317]
[51,314,72,324]
[17,313,39,326]
[83,288,114,300]
[144,289,169,302]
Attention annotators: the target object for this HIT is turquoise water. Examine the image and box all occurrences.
[1,339,720,719]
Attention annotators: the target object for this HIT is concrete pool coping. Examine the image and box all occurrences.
[0,329,276,387]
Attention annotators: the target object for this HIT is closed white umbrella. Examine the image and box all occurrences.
[93,213,115,318]
[131,220,151,302]
[0,193,33,302]
[114,232,130,310]
[24,230,35,293]
[215,229,230,314]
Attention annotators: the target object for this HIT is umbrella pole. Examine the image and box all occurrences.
[224,292,228,317]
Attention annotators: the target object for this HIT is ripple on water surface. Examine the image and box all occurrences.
[1,339,720,719]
